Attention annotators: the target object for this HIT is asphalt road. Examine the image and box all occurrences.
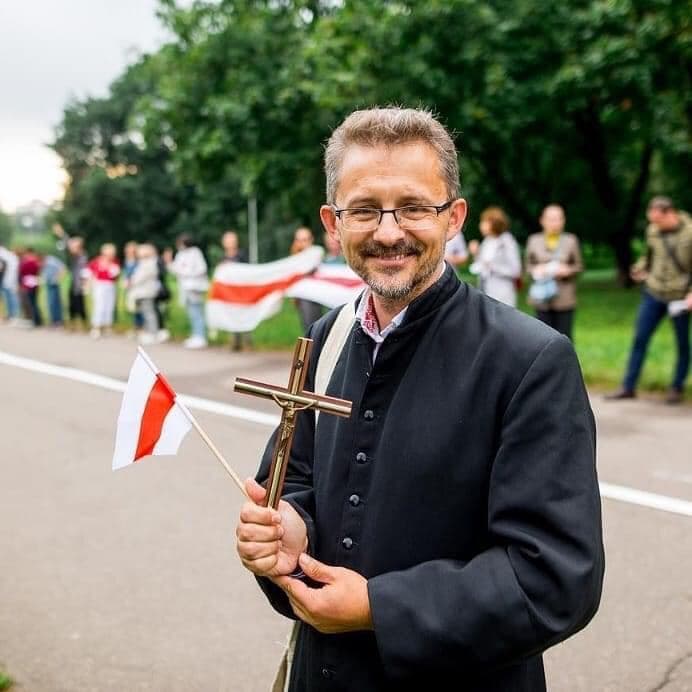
[1,325,690,691]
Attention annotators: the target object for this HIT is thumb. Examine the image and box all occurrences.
[299,553,334,584]
[245,477,266,504]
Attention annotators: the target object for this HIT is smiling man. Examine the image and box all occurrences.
[236,107,604,691]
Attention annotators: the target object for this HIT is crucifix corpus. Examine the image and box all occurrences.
[233,337,352,509]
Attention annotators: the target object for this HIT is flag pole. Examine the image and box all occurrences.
[177,400,247,496]
[137,347,248,497]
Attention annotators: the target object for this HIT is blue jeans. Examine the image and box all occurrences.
[186,293,206,340]
[47,284,63,324]
[623,290,690,392]
[1,286,19,318]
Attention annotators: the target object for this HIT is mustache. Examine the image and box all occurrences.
[359,240,423,258]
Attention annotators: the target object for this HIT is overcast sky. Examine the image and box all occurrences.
[0,0,170,212]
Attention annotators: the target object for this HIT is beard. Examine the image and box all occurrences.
[345,237,442,302]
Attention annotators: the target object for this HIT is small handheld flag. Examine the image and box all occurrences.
[113,347,245,495]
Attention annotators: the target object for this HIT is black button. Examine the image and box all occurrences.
[355,452,367,463]
[342,537,353,549]
[349,494,360,506]
[321,667,332,679]
[364,409,375,420]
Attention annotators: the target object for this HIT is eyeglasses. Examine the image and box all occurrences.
[333,200,455,233]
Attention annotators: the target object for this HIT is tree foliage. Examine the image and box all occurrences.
[52,0,691,274]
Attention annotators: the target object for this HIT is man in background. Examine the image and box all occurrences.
[607,196,692,404]
[290,226,323,331]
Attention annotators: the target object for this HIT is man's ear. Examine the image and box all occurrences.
[446,198,468,241]
[320,205,339,241]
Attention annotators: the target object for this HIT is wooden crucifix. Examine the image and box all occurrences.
[233,337,352,509]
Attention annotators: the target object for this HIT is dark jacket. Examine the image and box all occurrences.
[257,265,604,691]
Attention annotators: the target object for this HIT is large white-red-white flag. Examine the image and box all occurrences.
[112,348,192,470]
[205,247,365,333]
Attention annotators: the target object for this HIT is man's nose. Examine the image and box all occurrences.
[372,211,405,244]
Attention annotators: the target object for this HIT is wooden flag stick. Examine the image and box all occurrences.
[177,400,248,497]
[136,347,247,497]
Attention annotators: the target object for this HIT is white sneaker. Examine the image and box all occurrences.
[156,329,170,343]
[183,336,207,349]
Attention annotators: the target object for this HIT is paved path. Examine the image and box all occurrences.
[0,325,690,691]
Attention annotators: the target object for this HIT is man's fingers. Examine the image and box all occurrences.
[240,554,278,576]
[244,477,267,504]
[298,553,334,584]
[237,539,281,562]
[235,522,283,543]
[239,500,281,527]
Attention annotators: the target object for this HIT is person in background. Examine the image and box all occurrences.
[323,230,345,264]
[290,226,323,331]
[18,247,42,326]
[606,196,692,405]
[127,243,163,345]
[122,241,143,334]
[41,253,66,326]
[468,206,522,307]
[154,249,171,342]
[444,228,468,270]
[525,204,583,340]
[52,224,89,329]
[0,244,20,322]
[87,243,120,338]
[219,230,251,351]
[168,233,209,349]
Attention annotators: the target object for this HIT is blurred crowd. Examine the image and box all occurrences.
[1,197,690,401]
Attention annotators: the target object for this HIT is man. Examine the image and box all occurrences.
[290,226,323,331]
[168,234,209,349]
[607,196,692,404]
[444,228,468,269]
[52,224,88,328]
[219,230,251,350]
[236,107,604,691]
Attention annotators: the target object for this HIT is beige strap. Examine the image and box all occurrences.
[314,302,356,416]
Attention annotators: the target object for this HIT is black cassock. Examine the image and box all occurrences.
[257,264,604,691]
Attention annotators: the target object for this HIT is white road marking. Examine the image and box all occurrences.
[599,482,692,518]
[2,349,691,518]
[0,350,280,428]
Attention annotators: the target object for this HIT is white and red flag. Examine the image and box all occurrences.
[112,348,192,470]
[205,247,365,333]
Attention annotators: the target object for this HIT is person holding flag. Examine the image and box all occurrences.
[235,107,604,691]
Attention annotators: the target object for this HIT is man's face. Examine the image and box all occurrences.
[222,232,238,254]
[647,206,678,231]
[293,229,313,252]
[321,142,466,303]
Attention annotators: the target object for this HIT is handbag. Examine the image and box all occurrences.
[529,277,558,302]
[529,237,564,303]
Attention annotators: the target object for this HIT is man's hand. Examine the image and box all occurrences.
[236,478,307,578]
[274,553,373,634]
[686,292,692,311]
[630,266,648,283]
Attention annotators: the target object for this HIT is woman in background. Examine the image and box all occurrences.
[468,206,522,307]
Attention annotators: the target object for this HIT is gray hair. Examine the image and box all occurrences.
[324,106,460,204]
[648,195,675,212]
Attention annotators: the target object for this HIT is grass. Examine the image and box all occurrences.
[18,268,687,392]
[0,671,12,691]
